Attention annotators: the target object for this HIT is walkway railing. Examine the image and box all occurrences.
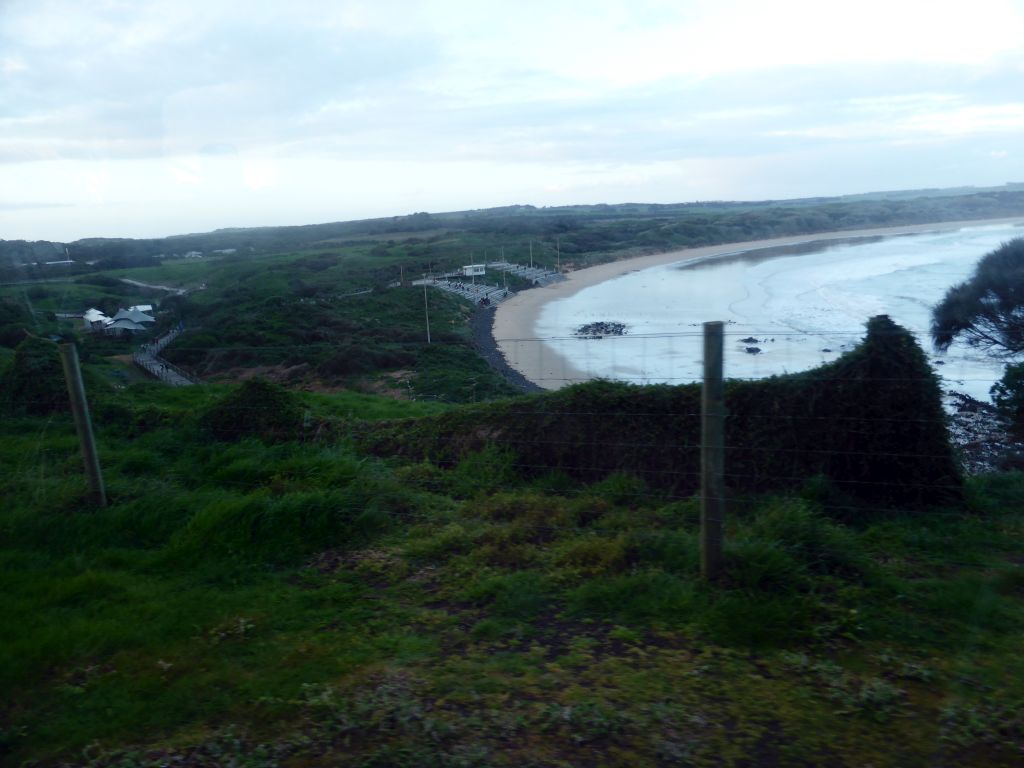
[133,325,195,386]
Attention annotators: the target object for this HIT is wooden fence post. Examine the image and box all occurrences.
[701,321,725,581]
[59,343,107,508]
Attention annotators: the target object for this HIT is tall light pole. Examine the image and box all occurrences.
[423,275,431,344]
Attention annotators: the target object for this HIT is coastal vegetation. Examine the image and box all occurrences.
[5,184,1024,277]
[932,237,1024,433]
[5,185,1023,401]
[2,188,1024,765]
[931,237,1024,358]
[2,322,1024,765]
[361,316,962,507]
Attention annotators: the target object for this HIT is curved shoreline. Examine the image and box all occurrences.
[492,216,1024,390]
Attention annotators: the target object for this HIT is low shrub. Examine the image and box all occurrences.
[567,570,699,625]
[723,539,806,592]
[1,337,69,415]
[463,571,551,621]
[556,535,630,574]
[745,499,872,580]
[628,530,700,575]
[447,445,521,498]
[200,378,303,442]
[582,472,650,507]
[404,523,477,561]
[168,475,404,566]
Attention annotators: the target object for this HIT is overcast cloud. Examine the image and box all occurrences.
[2,0,1023,241]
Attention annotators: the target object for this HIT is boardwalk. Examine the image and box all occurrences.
[415,276,513,305]
[132,326,195,386]
[413,262,564,305]
[485,261,565,286]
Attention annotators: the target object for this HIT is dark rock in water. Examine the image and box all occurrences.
[745,346,761,355]
[934,360,945,365]
[822,348,832,353]
[575,321,627,338]
[740,336,759,344]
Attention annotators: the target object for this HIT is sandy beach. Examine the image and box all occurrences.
[493,216,1024,390]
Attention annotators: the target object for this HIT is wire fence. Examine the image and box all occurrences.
[9,319,1023,583]
[491,330,1007,396]
[8,318,1022,520]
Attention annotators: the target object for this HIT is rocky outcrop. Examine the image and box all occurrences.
[575,321,627,338]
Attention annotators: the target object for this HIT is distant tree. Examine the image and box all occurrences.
[931,238,1024,357]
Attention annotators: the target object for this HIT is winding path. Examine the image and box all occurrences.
[132,327,195,386]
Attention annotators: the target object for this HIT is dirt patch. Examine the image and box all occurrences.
[360,369,414,400]
[209,363,310,384]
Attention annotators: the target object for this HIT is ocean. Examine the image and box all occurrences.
[534,222,1024,401]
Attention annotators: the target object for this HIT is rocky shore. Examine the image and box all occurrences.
[470,306,544,393]
[945,392,1024,474]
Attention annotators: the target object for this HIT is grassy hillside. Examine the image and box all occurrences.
[0,243,522,402]
[4,190,1024,765]
[5,184,1024,278]
[1,343,1024,766]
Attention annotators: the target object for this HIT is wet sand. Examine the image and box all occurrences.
[492,216,1024,390]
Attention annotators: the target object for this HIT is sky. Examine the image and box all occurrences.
[2,0,1024,242]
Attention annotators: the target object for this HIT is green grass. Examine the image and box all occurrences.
[0,278,163,315]
[2,379,1024,765]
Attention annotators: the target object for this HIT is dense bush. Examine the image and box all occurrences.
[316,346,416,377]
[200,378,304,442]
[991,362,1024,434]
[0,298,33,349]
[932,238,1024,356]
[0,337,69,415]
[360,316,962,507]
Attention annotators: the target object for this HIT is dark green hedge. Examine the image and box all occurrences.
[0,337,69,416]
[359,316,962,507]
[200,378,304,442]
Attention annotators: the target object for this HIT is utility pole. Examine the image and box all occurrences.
[423,276,431,344]
[700,321,725,581]
[529,240,533,269]
[59,342,107,507]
